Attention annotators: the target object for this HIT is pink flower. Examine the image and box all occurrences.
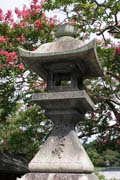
[0,50,9,56]
[115,47,120,55]
[15,8,22,17]
[0,8,4,20]
[30,4,42,16]
[40,82,47,89]
[0,36,8,43]
[5,10,14,24]
[6,10,12,18]
[48,16,58,28]
[21,6,30,19]
[6,52,17,64]
[35,19,43,30]
[18,63,25,70]
[32,0,38,4]
[0,8,3,14]
[31,4,36,9]
[0,15,3,20]
[0,50,17,66]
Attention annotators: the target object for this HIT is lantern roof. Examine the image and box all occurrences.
[19,25,103,81]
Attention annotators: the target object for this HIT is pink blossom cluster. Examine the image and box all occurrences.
[18,63,25,70]
[0,50,17,65]
[33,0,39,4]
[15,0,43,19]
[0,0,58,29]
[41,82,47,89]
[115,47,120,55]
[0,36,8,43]
[7,52,18,64]
[0,8,14,24]
[0,50,10,57]
[0,8,3,20]
[43,14,58,29]
[49,16,57,28]
[35,19,43,30]
[15,6,30,19]
[5,10,14,24]
[0,0,58,73]
[30,0,43,16]
[0,50,25,71]
[15,8,22,18]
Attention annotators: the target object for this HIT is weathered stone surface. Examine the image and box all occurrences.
[55,24,78,38]
[28,121,94,173]
[32,90,95,113]
[19,173,99,180]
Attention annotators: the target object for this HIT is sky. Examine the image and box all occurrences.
[1,0,30,12]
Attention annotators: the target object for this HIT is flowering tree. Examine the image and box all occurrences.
[0,0,57,157]
[0,0,120,158]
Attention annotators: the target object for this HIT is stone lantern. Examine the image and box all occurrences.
[19,24,103,180]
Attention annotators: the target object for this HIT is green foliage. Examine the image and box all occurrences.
[0,105,53,159]
[96,172,107,180]
[45,0,120,38]
[84,140,120,167]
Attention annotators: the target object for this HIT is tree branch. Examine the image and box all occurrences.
[97,25,114,35]
[105,100,120,122]
[114,14,118,26]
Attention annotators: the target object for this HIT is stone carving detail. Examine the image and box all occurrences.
[52,136,65,159]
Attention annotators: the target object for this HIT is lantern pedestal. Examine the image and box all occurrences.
[19,91,100,179]
[19,91,99,179]
[28,90,95,173]
[20,173,99,180]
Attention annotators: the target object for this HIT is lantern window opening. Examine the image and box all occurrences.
[53,72,72,87]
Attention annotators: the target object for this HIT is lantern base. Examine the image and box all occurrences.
[18,173,99,180]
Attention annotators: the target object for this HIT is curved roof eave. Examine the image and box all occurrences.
[19,39,103,80]
[18,39,96,61]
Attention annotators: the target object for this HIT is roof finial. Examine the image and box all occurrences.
[56,24,78,38]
